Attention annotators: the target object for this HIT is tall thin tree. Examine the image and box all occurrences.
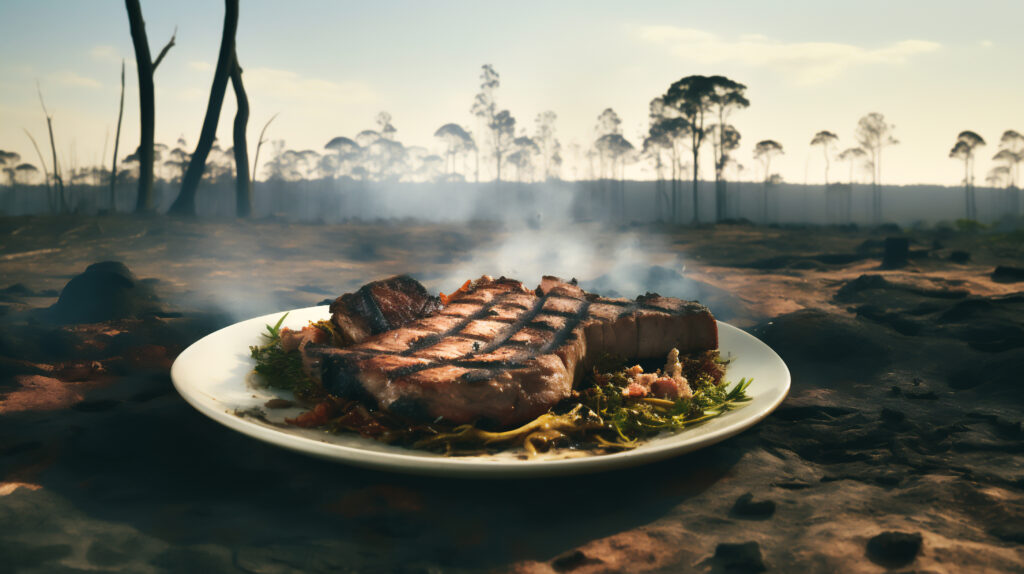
[854,113,898,223]
[753,140,784,223]
[36,84,66,213]
[810,130,838,185]
[169,0,239,216]
[663,75,719,223]
[110,60,126,212]
[707,76,748,222]
[230,56,251,217]
[949,130,985,220]
[125,0,175,212]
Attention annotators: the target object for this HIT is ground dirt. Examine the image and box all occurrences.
[0,215,1022,573]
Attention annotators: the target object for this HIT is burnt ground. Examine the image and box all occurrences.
[0,215,1022,573]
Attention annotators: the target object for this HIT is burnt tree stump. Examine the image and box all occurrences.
[881,237,910,269]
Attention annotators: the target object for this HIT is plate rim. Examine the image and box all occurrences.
[171,306,790,477]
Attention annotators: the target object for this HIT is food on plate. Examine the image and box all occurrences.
[328,274,444,347]
[304,275,718,427]
[249,275,751,456]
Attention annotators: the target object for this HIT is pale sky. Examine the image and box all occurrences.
[1,0,1021,185]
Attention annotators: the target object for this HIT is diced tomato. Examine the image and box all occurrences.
[286,401,336,427]
[651,377,682,399]
[622,382,649,398]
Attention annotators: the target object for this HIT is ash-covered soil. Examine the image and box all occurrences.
[0,215,1022,573]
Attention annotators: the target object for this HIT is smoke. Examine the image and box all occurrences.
[146,181,737,326]
[424,220,692,301]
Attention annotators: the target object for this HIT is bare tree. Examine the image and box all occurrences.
[169,0,239,216]
[110,60,126,212]
[949,130,985,220]
[21,131,52,208]
[230,55,251,217]
[125,0,175,212]
[810,130,839,185]
[251,114,278,185]
[36,85,66,212]
[855,113,898,223]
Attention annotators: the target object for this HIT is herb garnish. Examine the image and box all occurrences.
[249,316,753,456]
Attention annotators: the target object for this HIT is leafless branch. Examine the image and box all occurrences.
[22,128,51,200]
[251,112,279,182]
[152,25,177,71]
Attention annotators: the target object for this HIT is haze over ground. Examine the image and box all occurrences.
[0,0,1021,186]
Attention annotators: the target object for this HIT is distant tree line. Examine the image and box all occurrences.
[4,16,1022,225]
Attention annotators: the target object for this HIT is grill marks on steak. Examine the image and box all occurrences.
[307,275,718,428]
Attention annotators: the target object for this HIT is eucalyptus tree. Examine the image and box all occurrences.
[470,64,504,182]
[949,130,985,220]
[594,132,635,217]
[855,112,898,223]
[367,139,407,181]
[0,151,21,186]
[986,165,1010,187]
[754,140,784,223]
[711,124,741,218]
[164,143,190,183]
[837,147,866,183]
[643,130,672,219]
[992,149,1018,188]
[594,108,623,178]
[376,112,397,140]
[708,77,749,221]
[433,123,473,178]
[647,96,690,222]
[534,111,559,180]
[14,163,39,189]
[324,136,360,178]
[507,136,540,182]
[996,129,1024,188]
[810,130,839,185]
[661,75,747,222]
[489,110,516,183]
[663,75,714,222]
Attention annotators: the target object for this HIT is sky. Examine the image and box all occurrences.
[1,0,1022,186]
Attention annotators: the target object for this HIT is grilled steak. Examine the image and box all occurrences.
[329,274,443,346]
[305,275,718,428]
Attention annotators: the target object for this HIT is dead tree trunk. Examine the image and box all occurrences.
[230,56,251,218]
[169,0,239,216]
[111,60,126,212]
[125,0,174,213]
[36,85,66,213]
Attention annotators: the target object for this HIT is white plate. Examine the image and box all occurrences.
[171,306,790,477]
